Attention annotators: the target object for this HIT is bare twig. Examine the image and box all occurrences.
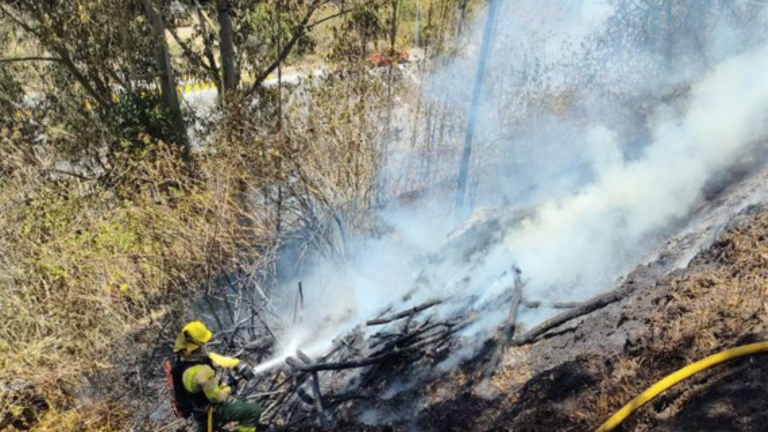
[0,56,62,64]
[243,0,322,98]
[292,281,304,324]
[164,16,217,78]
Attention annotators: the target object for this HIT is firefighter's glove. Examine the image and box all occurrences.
[220,371,237,389]
[236,362,256,380]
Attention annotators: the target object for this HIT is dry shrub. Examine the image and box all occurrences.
[0,68,408,430]
[0,136,272,431]
[213,69,394,259]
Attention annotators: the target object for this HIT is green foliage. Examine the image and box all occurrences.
[247,2,316,61]
[325,6,386,63]
[8,0,155,90]
[107,91,186,156]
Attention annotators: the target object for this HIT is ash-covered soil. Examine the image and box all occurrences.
[313,160,768,431]
[484,202,768,432]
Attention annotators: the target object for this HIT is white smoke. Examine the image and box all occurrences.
[260,0,768,372]
[508,45,768,299]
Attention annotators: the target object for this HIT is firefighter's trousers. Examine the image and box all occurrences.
[195,401,262,432]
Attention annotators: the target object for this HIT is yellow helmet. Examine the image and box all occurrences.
[174,321,213,354]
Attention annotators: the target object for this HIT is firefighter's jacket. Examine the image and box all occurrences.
[182,352,241,404]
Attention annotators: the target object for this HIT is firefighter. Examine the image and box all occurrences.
[171,321,261,432]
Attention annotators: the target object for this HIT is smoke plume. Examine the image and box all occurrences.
[263,0,768,371]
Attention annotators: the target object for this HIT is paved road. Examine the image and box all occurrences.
[182,67,322,109]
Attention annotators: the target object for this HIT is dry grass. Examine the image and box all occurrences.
[491,345,534,391]
[30,403,130,432]
[0,67,411,432]
[0,138,278,431]
[579,208,768,429]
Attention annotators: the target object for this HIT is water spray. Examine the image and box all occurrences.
[455,0,501,216]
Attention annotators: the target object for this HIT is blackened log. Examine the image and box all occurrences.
[512,285,632,345]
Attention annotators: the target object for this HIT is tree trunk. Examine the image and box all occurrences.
[195,5,222,95]
[141,0,190,153]
[217,0,238,99]
[457,0,470,36]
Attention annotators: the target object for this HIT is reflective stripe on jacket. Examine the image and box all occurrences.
[208,352,241,369]
[182,364,231,403]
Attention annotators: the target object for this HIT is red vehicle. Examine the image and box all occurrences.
[370,49,410,67]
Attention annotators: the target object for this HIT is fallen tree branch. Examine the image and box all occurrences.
[522,300,582,309]
[375,322,453,353]
[0,56,62,64]
[512,284,633,345]
[369,319,436,350]
[552,301,582,309]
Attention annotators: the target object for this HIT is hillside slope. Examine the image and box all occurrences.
[315,158,768,432]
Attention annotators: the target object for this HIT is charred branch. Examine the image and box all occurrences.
[366,300,442,326]
[200,288,461,428]
[486,267,524,375]
[505,267,524,339]
[522,301,582,309]
[286,328,457,373]
[512,285,633,345]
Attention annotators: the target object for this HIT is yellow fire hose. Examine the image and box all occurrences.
[594,341,768,432]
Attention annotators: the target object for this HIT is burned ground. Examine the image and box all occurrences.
[297,197,768,431]
[422,204,768,432]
